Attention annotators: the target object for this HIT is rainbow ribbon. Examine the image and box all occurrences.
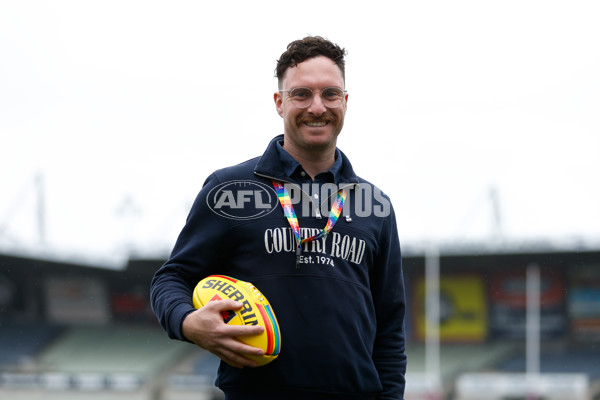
[272,181,347,269]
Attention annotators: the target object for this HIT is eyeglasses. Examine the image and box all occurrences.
[279,87,347,109]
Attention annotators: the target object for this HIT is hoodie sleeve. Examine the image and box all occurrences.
[150,172,230,341]
[370,201,407,399]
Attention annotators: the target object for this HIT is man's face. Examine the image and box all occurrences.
[274,56,348,154]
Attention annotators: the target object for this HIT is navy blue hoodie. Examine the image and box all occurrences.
[150,135,406,399]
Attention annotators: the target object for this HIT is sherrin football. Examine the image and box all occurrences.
[192,275,281,366]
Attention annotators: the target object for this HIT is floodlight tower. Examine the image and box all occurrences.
[489,186,503,243]
[35,172,46,245]
[0,172,47,246]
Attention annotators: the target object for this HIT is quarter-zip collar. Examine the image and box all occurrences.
[254,135,360,186]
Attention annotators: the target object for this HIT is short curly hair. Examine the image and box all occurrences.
[275,36,347,88]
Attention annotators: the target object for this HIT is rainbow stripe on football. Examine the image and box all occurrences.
[192,275,281,366]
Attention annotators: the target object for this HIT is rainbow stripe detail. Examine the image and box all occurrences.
[256,303,281,356]
[211,275,237,283]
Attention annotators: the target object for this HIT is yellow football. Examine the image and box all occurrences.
[192,275,281,366]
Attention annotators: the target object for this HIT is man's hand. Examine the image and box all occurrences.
[182,299,265,368]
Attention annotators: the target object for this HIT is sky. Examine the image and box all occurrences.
[1,1,599,265]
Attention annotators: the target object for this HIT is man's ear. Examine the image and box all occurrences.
[274,92,284,118]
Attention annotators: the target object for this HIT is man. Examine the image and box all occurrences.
[151,36,407,399]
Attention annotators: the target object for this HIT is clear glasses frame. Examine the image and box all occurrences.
[279,87,347,109]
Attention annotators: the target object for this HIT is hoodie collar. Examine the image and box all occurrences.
[254,135,359,185]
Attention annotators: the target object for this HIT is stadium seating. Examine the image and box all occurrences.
[0,323,63,371]
[36,325,189,375]
[496,347,600,379]
[406,342,520,381]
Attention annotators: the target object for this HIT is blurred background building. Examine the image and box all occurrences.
[1,241,599,400]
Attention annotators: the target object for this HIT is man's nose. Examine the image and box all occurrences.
[307,92,327,115]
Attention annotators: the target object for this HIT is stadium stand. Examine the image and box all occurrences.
[407,342,521,381]
[404,342,521,399]
[0,324,196,400]
[496,346,600,379]
[162,350,224,400]
[0,323,63,371]
[36,325,188,375]
[2,248,600,399]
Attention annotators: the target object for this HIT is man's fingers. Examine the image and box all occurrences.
[220,323,264,338]
[205,299,243,312]
[216,347,259,369]
[183,299,266,367]
[220,336,265,357]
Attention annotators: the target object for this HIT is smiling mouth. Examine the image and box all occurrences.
[304,121,328,127]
